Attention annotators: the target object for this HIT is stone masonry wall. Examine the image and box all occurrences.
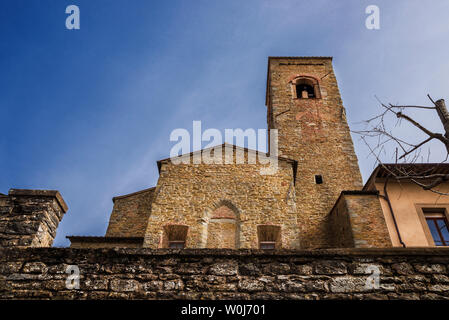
[328,191,392,248]
[106,188,155,237]
[67,237,143,249]
[144,147,298,249]
[1,247,449,300]
[267,57,363,249]
[344,193,392,248]
[0,189,67,248]
[328,194,354,248]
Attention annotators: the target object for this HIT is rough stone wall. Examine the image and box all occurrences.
[328,194,354,248]
[206,205,239,248]
[344,193,392,248]
[328,191,392,248]
[68,237,143,249]
[68,241,143,249]
[144,147,298,249]
[105,188,155,237]
[206,219,238,249]
[1,247,449,300]
[0,190,67,248]
[267,57,363,249]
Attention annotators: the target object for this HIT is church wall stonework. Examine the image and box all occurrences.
[105,188,155,238]
[67,237,143,249]
[328,191,392,248]
[1,247,449,300]
[343,193,392,248]
[143,149,298,249]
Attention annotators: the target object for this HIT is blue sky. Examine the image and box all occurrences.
[1,0,449,246]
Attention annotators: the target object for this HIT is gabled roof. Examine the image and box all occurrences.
[156,143,297,173]
[363,163,449,190]
[112,187,155,203]
[108,144,297,206]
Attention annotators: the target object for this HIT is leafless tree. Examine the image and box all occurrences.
[353,95,449,195]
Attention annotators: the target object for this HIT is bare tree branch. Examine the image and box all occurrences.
[353,95,449,195]
[399,137,433,159]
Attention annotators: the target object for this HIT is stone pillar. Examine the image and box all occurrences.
[0,189,68,248]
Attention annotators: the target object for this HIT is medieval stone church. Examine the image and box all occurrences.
[58,56,448,250]
[3,56,449,301]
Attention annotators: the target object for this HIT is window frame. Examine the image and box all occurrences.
[290,76,321,100]
[168,240,186,249]
[257,225,281,249]
[424,212,449,246]
[162,224,189,249]
[259,241,276,250]
[296,83,316,99]
[416,205,449,247]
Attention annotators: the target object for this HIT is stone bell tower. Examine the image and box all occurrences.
[266,57,363,248]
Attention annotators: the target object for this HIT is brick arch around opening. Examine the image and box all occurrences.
[289,74,322,99]
[200,200,241,249]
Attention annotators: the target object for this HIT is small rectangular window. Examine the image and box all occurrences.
[259,241,276,250]
[257,225,281,249]
[164,225,188,249]
[168,241,185,249]
[424,209,449,246]
[315,175,323,184]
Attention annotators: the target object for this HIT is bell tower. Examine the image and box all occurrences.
[266,57,363,248]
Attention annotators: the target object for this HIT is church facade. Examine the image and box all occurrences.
[64,57,449,250]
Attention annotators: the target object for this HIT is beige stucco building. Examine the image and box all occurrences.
[66,57,449,250]
[364,164,449,248]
